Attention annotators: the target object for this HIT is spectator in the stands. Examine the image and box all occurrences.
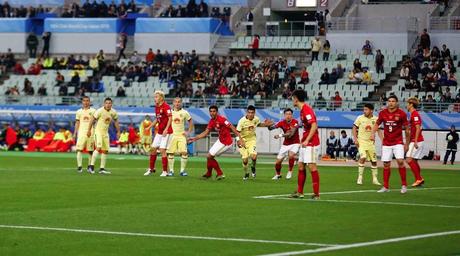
[420,29,430,49]
[249,35,260,59]
[329,68,338,84]
[26,33,38,58]
[27,63,41,75]
[423,71,438,91]
[347,68,363,84]
[186,0,197,17]
[314,92,327,109]
[441,44,451,60]
[326,131,338,159]
[438,70,449,86]
[69,72,80,87]
[299,66,309,84]
[311,37,321,61]
[246,10,254,35]
[431,46,441,61]
[362,40,372,55]
[146,48,155,63]
[319,68,330,85]
[41,32,51,58]
[89,55,99,71]
[331,91,342,110]
[55,71,65,86]
[375,49,385,74]
[405,78,421,91]
[130,51,141,65]
[444,87,453,101]
[322,40,331,61]
[13,63,25,75]
[58,83,68,96]
[400,63,410,80]
[43,56,54,69]
[116,86,126,97]
[117,33,128,62]
[423,94,436,112]
[198,0,209,17]
[447,72,457,87]
[61,7,73,17]
[22,78,34,96]
[336,63,344,78]
[91,78,104,93]
[37,84,47,96]
[362,68,374,85]
[421,63,431,78]
[353,58,362,71]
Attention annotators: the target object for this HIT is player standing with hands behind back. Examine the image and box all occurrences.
[371,95,410,194]
[405,97,425,187]
[87,97,120,175]
[74,96,96,173]
[290,90,320,199]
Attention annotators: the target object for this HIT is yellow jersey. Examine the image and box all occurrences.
[353,114,377,147]
[140,120,153,137]
[237,116,260,142]
[171,108,192,136]
[94,107,118,134]
[76,107,96,135]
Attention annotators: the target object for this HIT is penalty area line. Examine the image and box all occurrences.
[0,224,339,248]
[259,230,460,256]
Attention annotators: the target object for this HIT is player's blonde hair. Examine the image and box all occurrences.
[154,90,165,99]
[407,97,420,108]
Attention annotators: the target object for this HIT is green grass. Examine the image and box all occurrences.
[0,151,459,256]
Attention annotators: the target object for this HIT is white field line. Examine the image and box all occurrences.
[259,230,460,256]
[253,187,460,199]
[0,224,338,247]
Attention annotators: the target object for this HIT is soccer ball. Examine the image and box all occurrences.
[448,135,453,141]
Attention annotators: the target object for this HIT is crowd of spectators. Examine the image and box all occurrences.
[161,0,231,20]
[0,2,50,18]
[61,0,138,18]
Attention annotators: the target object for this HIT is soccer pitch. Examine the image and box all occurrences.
[1,151,459,255]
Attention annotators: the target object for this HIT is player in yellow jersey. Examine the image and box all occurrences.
[87,97,120,175]
[74,96,96,173]
[167,98,194,176]
[236,105,272,180]
[352,103,382,185]
[139,115,153,154]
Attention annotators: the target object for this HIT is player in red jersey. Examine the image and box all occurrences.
[290,90,320,199]
[268,108,300,180]
[405,97,425,187]
[371,95,410,194]
[188,105,245,180]
[144,90,173,177]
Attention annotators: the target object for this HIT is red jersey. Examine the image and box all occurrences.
[300,104,320,146]
[275,119,300,145]
[155,102,173,134]
[377,108,408,146]
[207,115,233,145]
[409,110,424,142]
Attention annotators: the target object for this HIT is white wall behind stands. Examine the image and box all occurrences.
[197,128,454,162]
[326,32,412,54]
[49,33,118,54]
[135,33,219,55]
[0,33,27,53]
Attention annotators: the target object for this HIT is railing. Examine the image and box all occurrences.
[0,96,458,113]
[429,16,460,31]
[328,17,419,32]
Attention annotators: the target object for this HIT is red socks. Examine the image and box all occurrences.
[206,158,223,176]
[311,170,320,196]
[288,158,295,172]
[275,163,282,175]
[149,154,157,170]
[161,156,168,172]
[297,169,306,194]
[383,167,391,189]
[399,167,407,186]
[408,160,423,180]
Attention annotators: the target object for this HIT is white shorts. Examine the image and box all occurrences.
[209,139,232,157]
[298,145,319,164]
[406,141,425,160]
[152,134,172,149]
[381,144,404,162]
[277,144,300,160]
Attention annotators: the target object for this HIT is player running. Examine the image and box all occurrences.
[405,97,425,187]
[290,90,320,199]
[74,96,96,173]
[167,97,194,177]
[236,105,272,180]
[352,103,382,185]
[188,105,244,180]
[268,108,300,180]
[144,91,173,177]
[371,95,410,194]
[139,115,153,154]
[87,97,120,175]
